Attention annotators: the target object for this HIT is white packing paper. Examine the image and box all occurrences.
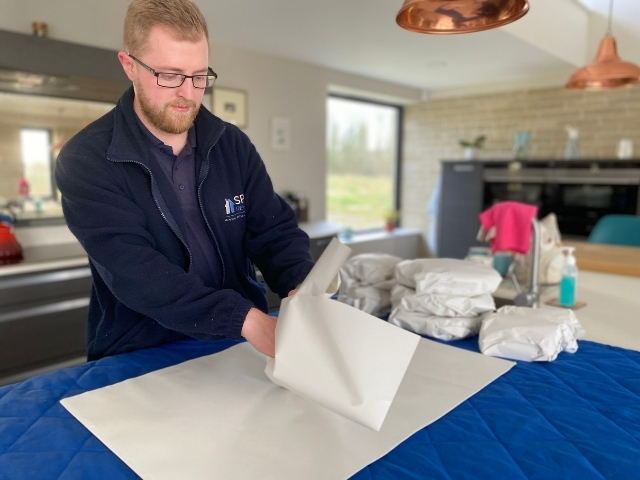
[266,238,420,431]
[390,284,415,310]
[389,307,486,341]
[61,339,514,480]
[340,253,402,286]
[339,254,401,316]
[395,258,502,296]
[399,292,495,318]
[339,284,393,316]
[479,305,586,362]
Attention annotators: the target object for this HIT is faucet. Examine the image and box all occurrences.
[514,218,540,309]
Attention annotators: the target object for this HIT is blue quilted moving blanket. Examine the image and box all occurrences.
[1,337,639,479]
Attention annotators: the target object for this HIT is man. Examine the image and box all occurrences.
[55,0,314,361]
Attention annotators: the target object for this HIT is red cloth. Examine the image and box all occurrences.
[479,202,538,254]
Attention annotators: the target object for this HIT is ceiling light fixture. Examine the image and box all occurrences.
[566,0,640,90]
[396,0,529,35]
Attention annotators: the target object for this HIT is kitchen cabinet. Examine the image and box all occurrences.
[0,256,91,385]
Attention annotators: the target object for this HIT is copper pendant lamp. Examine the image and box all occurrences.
[566,0,640,90]
[396,0,530,35]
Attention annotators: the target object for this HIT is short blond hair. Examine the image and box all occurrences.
[124,0,209,55]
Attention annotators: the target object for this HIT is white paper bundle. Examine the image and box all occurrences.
[390,284,415,310]
[340,253,402,285]
[339,253,401,316]
[479,306,586,362]
[399,293,495,318]
[340,285,392,316]
[266,239,420,431]
[389,308,486,341]
[395,258,502,296]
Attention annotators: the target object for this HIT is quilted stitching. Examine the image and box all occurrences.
[0,338,639,480]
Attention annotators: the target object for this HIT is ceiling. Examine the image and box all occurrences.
[204,1,570,91]
[202,0,640,92]
[1,1,639,95]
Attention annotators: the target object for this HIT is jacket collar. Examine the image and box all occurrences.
[107,86,226,164]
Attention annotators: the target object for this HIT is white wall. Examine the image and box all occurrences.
[207,42,421,221]
[0,1,422,222]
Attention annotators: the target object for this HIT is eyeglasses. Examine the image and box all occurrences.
[128,54,217,89]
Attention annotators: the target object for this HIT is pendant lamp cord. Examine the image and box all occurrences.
[607,0,614,36]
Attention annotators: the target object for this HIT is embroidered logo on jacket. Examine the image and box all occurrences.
[224,194,245,221]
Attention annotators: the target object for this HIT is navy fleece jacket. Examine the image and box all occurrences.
[56,87,314,360]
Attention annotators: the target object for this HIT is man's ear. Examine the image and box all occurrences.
[117,52,136,82]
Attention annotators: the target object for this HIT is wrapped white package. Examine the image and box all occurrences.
[265,238,420,431]
[339,254,402,316]
[479,305,586,362]
[341,253,403,285]
[399,293,495,318]
[395,258,502,296]
[390,284,415,310]
[61,339,515,480]
[389,307,486,341]
[340,284,392,316]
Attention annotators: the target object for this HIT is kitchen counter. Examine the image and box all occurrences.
[0,225,87,277]
[571,241,640,278]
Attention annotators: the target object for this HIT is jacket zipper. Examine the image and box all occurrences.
[197,135,227,285]
[106,157,194,271]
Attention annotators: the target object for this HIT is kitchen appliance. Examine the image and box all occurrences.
[483,162,640,237]
[437,160,640,259]
[281,191,309,223]
[0,220,23,265]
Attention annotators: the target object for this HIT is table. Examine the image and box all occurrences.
[1,335,639,479]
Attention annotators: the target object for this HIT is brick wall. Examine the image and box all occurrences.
[402,86,640,250]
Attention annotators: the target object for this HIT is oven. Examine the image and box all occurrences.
[483,167,640,237]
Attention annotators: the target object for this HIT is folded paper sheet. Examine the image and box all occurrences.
[61,340,514,480]
[266,238,420,431]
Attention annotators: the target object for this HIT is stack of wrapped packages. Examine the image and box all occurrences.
[389,259,503,341]
[338,253,403,317]
[479,306,585,362]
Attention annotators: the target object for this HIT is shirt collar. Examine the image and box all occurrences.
[134,113,197,156]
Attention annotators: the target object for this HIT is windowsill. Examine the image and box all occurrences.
[341,227,421,244]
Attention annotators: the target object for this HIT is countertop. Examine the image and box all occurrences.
[0,221,347,277]
[571,241,640,278]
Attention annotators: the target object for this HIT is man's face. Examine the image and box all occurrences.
[129,26,209,134]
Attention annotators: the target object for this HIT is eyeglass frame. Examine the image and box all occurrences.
[128,53,217,89]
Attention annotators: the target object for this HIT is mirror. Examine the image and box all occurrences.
[0,91,114,223]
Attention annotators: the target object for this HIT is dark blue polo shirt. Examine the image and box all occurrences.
[135,117,222,289]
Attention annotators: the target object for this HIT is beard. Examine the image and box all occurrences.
[134,80,199,134]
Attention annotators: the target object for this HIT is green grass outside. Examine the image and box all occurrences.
[326,173,393,231]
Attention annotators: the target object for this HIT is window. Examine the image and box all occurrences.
[326,96,401,231]
[20,128,53,198]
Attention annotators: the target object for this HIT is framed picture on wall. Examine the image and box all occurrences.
[212,87,247,128]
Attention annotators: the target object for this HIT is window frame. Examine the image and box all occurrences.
[20,127,56,201]
[326,93,404,232]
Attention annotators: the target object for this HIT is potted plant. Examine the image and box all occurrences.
[459,135,486,160]
[383,210,400,232]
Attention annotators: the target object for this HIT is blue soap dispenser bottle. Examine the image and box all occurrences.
[559,247,578,308]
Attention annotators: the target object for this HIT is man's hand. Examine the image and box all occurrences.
[288,289,298,297]
[241,308,277,358]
